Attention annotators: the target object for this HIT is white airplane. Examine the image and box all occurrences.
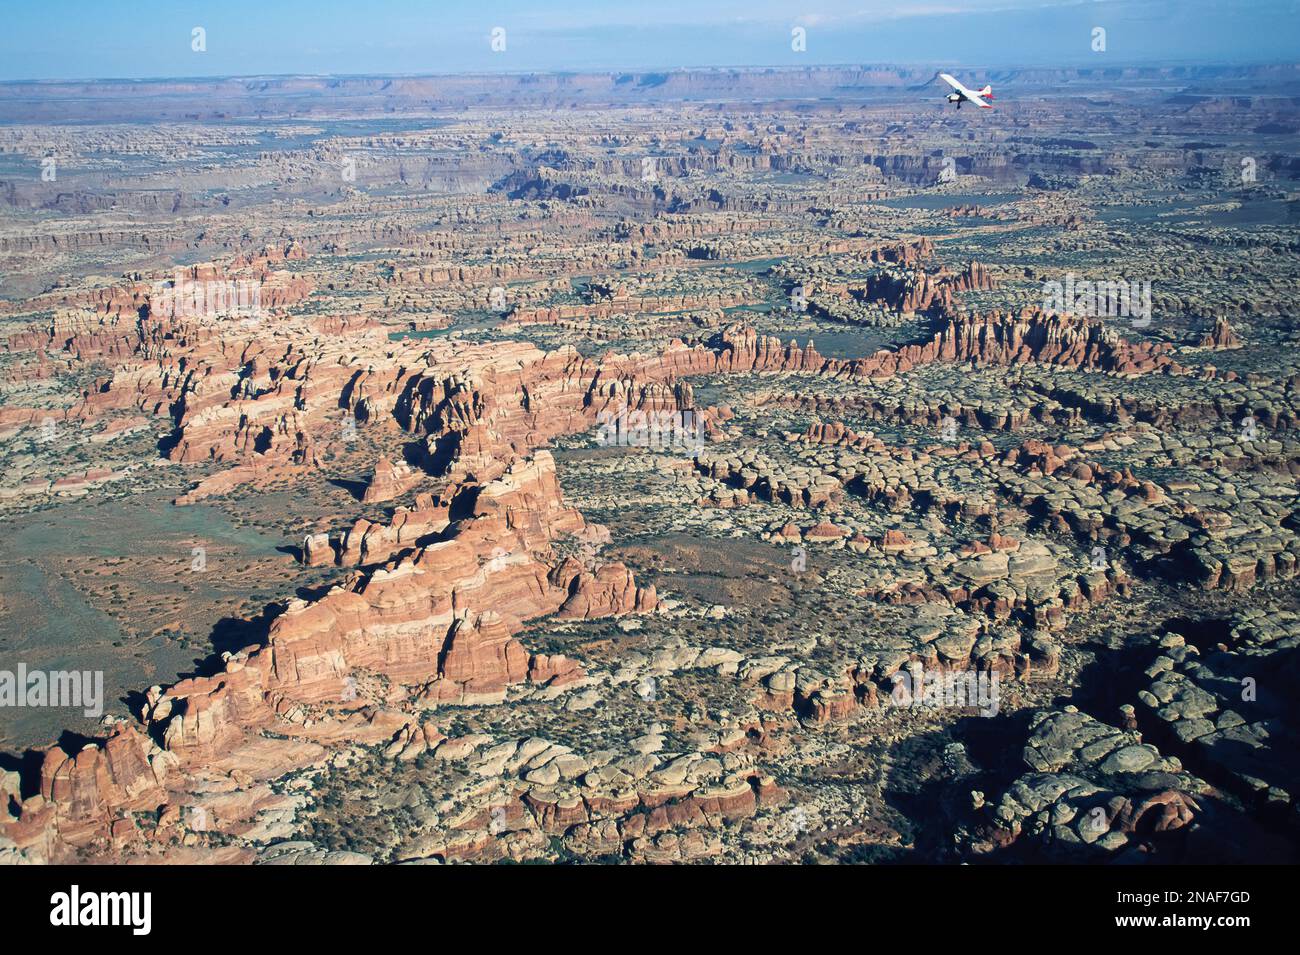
[940,73,994,110]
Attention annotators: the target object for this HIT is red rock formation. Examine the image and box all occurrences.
[910,309,1181,376]
[857,260,997,314]
[360,456,423,503]
[302,532,336,567]
[336,492,450,566]
[527,653,585,687]
[141,451,653,767]
[0,257,1188,861]
[554,561,658,619]
[805,522,846,543]
[4,725,168,854]
[432,612,530,703]
[1200,317,1241,349]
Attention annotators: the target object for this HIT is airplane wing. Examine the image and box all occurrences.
[939,73,993,108]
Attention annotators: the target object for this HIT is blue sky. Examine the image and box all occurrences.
[2,0,1297,81]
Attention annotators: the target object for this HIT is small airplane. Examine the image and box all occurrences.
[940,73,994,110]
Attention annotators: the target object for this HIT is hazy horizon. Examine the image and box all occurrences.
[2,0,1297,83]
[3,58,1297,87]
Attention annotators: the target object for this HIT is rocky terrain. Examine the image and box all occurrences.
[1,65,1298,865]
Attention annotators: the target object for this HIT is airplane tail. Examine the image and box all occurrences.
[978,85,994,100]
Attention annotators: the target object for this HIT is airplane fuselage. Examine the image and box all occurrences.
[939,73,993,110]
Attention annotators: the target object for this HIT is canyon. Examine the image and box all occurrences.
[1,64,1297,865]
